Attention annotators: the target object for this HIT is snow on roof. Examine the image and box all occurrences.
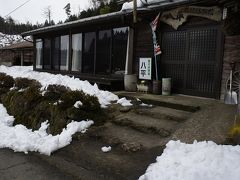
[1,41,33,50]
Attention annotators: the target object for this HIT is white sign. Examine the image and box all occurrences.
[139,58,152,80]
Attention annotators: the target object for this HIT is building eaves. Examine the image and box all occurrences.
[21,11,132,37]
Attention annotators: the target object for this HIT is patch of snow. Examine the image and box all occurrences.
[121,0,144,11]
[101,146,112,153]
[10,87,17,91]
[0,104,94,155]
[117,97,133,106]
[18,88,27,92]
[139,102,153,107]
[139,140,240,180]
[136,98,141,102]
[0,66,119,108]
[74,101,83,108]
[121,0,186,11]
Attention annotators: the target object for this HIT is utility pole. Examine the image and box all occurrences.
[133,0,137,23]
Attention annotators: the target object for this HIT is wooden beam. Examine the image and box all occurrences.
[133,0,137,23]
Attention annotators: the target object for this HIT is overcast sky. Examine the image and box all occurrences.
[0,0,90,24]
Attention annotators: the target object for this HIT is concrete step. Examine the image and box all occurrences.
[134,106,192,122]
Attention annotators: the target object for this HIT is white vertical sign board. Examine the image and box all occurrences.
[139,58,152,80]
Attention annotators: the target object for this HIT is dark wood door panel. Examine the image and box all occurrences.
[160,25,222,98]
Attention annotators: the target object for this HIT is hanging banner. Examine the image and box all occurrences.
[139,58,152,80]
[150,13,161,80]
[160,6,222,30]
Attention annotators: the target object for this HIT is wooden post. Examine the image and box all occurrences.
[133,0,137,23]
[125,27,134,74]
[21,51,24,66]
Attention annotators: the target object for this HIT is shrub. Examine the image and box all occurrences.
[14,78,41,90]
[59,90,101,111]
[44,84,70,101]
[0,73,14,96]
[0,73,14,88]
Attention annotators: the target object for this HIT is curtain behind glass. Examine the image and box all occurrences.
[60,35,69,71]
[72,33,82,72]
[36,39,43,69]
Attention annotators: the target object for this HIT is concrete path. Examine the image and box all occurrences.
[0,149,74,180]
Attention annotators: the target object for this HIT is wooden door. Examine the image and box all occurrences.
[160,25,223,98]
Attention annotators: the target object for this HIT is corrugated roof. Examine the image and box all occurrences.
[0,41,33,50]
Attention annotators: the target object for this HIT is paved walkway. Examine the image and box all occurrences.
[0,149,74,180]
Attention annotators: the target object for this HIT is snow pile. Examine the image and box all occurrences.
[0,66,119,107]
[0,104,93,155]
[117,97,133,106]
[0,32,31,48]
[101,146,112,153]
[139,140,240,180]
[139,102,153,107]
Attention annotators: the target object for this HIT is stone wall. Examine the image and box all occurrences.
[220,35,240,100]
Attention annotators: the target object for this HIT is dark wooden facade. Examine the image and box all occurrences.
[22,0,239,99]
[0,41,34,66]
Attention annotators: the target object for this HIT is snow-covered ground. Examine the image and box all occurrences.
[139,140,240,180]
[0,66,129,107]
[0,32,31,48]
[0,104,93,155]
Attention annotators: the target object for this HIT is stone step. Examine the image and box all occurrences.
[114,113,179,136]
[116,92,202,112]
[99,123,170,149]
[43,135,165,180]
[134,106,192,122]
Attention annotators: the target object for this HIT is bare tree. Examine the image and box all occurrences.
[89,0,110,9]
[88,0,99,9]
[43,6,52,24]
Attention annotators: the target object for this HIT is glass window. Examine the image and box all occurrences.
[82,32,96,74]
[112,27,128,75]
[52,36,60,70]
[43,38,51,70]
[35,39,43,69]
[96,30,111,74]
[60,35,69,71]
[72,33,82,72]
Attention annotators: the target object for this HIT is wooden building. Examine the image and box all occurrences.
[22,0,240,99]
[0,41,34,66]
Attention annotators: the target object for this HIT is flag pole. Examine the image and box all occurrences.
[150,13,161,81]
